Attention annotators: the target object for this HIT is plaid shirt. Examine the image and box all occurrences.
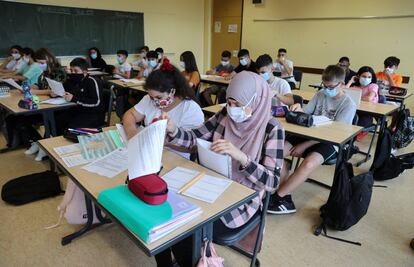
[168,108,284,228]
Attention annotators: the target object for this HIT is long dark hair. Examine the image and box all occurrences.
[180,51,198,73]
[145,58,196,101]
[34,48,61,72]
[353,66,377,87]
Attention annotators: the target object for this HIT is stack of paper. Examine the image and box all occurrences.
[82,149,128,178]
[53,143,90,168]
[196,138,232,178]
[120,78,145,85]
[127,119,167,179]
[162,167,232,203]
[312,115,332,126]
[78,130,126,160]
[98,185,202,244]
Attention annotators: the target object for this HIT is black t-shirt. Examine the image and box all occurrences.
[234,60,257,73]
[345,69,357,84]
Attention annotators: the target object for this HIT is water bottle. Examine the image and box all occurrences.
[22,81,32,100]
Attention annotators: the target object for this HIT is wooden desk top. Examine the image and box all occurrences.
[38,136,256,253]
[202,104,362,145]
[109,79,146,93]
[200,75,230,85]
[0,90,75,114]
[291,90,399,116]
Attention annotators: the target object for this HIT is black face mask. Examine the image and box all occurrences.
[69,73,84,83]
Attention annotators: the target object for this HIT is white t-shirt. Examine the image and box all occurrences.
[134,95,204,158]
[269,77,292,107]
[273,59,295,83]
[113,62,132,79]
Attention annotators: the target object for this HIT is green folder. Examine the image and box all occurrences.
[98,185,173,243]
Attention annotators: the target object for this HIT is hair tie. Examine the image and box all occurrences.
[160,58,174,73]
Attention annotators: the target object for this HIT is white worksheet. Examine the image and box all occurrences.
[162,167,200,192]
[82,149,128,178]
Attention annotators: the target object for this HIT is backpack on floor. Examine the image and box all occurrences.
[393,109,414,149]
[315,162,373,245]
[370,128,414,180]
[1,171,62,205]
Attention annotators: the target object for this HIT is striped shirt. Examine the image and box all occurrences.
[168,108,284,228]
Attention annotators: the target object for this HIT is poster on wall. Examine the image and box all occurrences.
[214,21,221,33]
[228,24,238,33]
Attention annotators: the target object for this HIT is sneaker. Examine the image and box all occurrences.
[35,148,47,161]
[25,142,39,155]
[267,194,296,215]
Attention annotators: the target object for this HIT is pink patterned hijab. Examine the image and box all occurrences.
[224,71,272,179]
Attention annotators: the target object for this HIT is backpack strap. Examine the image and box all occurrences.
[314,223,362,246]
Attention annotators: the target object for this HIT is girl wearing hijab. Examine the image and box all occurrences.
[156,71,285,267]
[87,47,107,71]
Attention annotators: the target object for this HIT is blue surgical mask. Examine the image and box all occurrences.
[260,72,270,81]
[90,53,98,59]
[148,60,158,68]
[323,88,338,98]
[359,77,371,87]
[239,58,248,66]
[117,56,124,64]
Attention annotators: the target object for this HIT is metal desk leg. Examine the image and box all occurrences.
[61,193,110,245]
[191,228,203,266]
[48,110,57,137]
[371,116,386,166]
[42,111,51,138]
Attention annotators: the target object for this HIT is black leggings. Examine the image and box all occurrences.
[155,219,231,267]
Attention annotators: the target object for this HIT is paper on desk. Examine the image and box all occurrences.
[45,77,65,96]
[196,138,232,178]
[121,78,145,85]
[53,143,81,156]
[0,78,22,90]
[128,119,167,179]
[116,123,128,144]
[41,98,68,105]
[162,167,200,192]
[312,115,332,126]
[62,154,90,168]
[82,149,128,178]
[182,174,232,203]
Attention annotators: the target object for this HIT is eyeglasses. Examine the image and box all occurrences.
[322,82,340,90]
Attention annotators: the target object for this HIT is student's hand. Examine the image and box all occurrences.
[211,139,248,164]
[159,111,176,134]
[64,92,73,102]
[289,103,303,112]
[290,143,307,157]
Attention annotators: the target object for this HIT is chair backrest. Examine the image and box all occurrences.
[293,69,303,89]
[102,86,115,127]
[292,94,304,107]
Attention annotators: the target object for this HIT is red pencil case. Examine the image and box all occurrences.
[127,174,168,205]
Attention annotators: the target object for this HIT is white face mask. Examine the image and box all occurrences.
[11,53,21,60]
[23,56,30,63]
[39,63,48,72]
[227,94,256,123]
[359,77,372,87]
[221,60,229,66]
[386,67,395,74]
[179,61,185,68]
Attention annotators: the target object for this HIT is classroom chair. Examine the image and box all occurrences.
[102,86,116,127]
[213,191,270,267]
[293,69,303,89]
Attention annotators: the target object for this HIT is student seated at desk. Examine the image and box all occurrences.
[30,48,67,95]
[2,47,42,87]
[337,56,356,84]
[226,49,257,80]
[180,51,200,90]
[376,56,402,90]
[87,47,107,71]
[134,45,149,69]
[123,58,203,159]
[0,45,26,74]
[155,47,165,63]
[273,48,296,89]
[113,50,131,79]
[256,54,293,107]
[156,71,284,267]
[201,50,235,106]
[346,66,379,140]
[137,50,160,79]
[267,65,356,215]
[25,57,105,160]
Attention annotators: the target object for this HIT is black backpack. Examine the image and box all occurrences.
[315,162,373,246]
[1,171,62,205]
[370,128,414,180]
[393,109,414,149]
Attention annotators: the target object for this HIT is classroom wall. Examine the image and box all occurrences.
[242,0,414,95]
[2,0,206,71]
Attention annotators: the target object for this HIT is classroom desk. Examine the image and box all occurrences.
[200,74,230,86]
[0,90,75,139]
[38,135,257,265]
[383,92,413,106]
[87,70,109,77]
[108,79,146,93]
